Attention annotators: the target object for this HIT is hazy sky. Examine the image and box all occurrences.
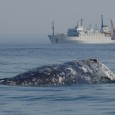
[0,0,115,44]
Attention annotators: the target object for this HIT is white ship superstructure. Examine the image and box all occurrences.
[48,16,115,44]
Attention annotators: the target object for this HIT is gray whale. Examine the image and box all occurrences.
[0,59,115,86]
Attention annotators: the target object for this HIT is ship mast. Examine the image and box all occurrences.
[52,21,55,36]
[101,15,104,32]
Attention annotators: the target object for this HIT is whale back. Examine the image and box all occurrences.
[0,59,115,86]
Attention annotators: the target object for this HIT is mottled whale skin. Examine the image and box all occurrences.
[0,59,115,86]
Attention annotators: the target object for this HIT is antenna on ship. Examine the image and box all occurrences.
[95,23,98,30]
[81,18,83,26]
[52,21,55,36]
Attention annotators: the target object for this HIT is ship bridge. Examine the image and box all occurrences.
[67,22,84,37]
[67,28,79,37]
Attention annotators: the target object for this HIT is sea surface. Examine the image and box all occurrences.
[0,43,115,115]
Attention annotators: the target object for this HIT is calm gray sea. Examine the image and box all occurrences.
[0,44,115,115]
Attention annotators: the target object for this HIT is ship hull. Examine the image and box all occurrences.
[48,35,115,44]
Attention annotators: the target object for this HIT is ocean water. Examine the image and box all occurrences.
[0,43,115,115]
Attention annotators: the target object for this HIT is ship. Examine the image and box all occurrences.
[48,15,115,44]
